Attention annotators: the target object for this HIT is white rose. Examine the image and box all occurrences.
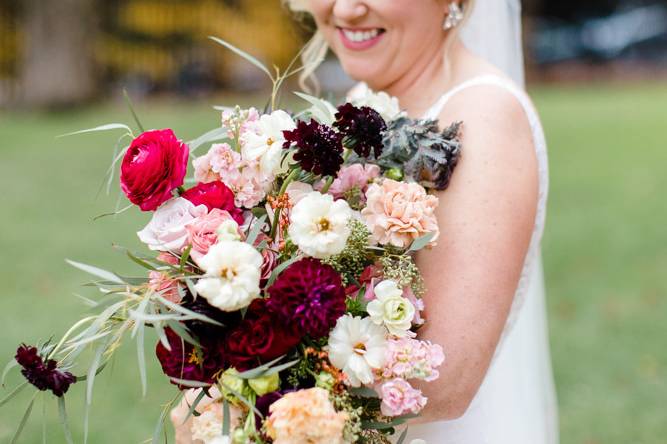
[240,110,295,176]
[216,219,241,242]
[350,84,404,122]
[137,198,207,252]
[194,240,263,311]
[288,191,352,259]
[366,280,416,337]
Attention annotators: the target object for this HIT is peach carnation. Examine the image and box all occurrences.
[265,387,348,444]
[361,179,439,249]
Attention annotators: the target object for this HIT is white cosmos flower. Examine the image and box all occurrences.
[367,280,416,337]
[137,198,207,252]
[349,83,404,122]
[240,110,295,176]
[288,191,352,259]
[194,240,262,311]
[328,315,387,387]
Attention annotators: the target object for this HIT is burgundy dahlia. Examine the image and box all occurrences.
[225,299,302,370]
[267,258,346,339]
[334,103,387,159]
[283,119,344,176]
[15,344,76,397]
[155,328,224,388]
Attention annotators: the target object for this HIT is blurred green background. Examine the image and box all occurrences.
[2,0,667,443]
[1,83,666,443]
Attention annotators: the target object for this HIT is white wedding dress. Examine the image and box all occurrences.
[401,74,558,444]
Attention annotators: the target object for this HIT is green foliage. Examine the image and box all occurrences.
[322,219,373,286]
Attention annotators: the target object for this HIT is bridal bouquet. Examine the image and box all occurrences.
[2,42,461,444]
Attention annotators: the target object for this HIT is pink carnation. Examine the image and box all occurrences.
[186,208,238,265]
[382,337,445,382]
[318,163,380,200]
[361,179,439,249]
[379,378,427,417]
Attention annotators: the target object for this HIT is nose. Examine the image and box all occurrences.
[332,0,368,23]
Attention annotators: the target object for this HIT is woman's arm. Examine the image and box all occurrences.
[415,85,539,421]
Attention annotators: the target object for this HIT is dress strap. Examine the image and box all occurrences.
[421,74,526,120]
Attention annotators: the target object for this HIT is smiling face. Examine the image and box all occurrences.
[308,0,449,89]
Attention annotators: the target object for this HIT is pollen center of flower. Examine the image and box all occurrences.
[353,342,367,355]
[187,349,203,365]
[316,217,331,232]
[220,266,238,280]
[267,137,275,146]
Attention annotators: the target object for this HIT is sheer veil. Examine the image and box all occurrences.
[459,0,525,87]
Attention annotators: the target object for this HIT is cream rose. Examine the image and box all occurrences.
[137,198,207,252]
[366,280,416,337]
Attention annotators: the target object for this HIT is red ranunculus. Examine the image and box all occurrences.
[181,181,243,224]
[120,129,189,211]
[225,299,302,370]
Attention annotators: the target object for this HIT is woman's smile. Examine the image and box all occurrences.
[337,26,386,50]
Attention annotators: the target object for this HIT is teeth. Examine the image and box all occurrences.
[343,29,379,43]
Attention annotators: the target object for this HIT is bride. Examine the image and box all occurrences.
[285,0,559,442]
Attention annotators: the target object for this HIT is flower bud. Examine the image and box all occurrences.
[248,372,280,396]
[385,167,404,181]
[216,219,241,242]
[219,369,251,403]
[314,371,336,391]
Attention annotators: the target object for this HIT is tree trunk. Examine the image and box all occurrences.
[19,0,98,108]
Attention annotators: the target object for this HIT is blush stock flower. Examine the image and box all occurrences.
[378,378,427,417]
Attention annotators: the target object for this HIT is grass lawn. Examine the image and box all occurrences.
[1,83,666,443]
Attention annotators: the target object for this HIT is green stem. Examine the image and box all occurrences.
[269,168,301,239]
[320,175,334,194]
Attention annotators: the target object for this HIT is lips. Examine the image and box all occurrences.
[337,27,385,50]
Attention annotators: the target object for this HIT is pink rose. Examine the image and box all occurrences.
[137,198,207,252]
[148,271,181,303]
[121,129,189,211]
[186,209,238,265]
[379,378,427,417]
[181,181,244,224]
[361,179,439,249]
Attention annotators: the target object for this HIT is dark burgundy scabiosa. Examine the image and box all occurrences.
[225,299,302,371]
[283,119,344,176]
[334,103,387,159]
[15,344,76,397]
[155,328,224,388]
[267,258,346,339]
[181,180,244,224]
[180,292,241,339]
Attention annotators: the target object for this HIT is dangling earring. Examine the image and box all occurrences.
[443,2,464,30]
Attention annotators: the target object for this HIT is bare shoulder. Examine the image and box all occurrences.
[436,79,538,189]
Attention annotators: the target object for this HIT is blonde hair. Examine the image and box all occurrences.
[284,0,476,93]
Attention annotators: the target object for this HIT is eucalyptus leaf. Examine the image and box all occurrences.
[245,215,267,246]
[182,388,208,425]
[10,392,37,444]
[169,377,211,388]
[57,123,132,138]
[396,426,409,444]
[66,260,125,284]
[137,323,147,397]
[266,255,303,287]
[294,92,337,125]
[2,358,19,385]
[0,381,29,407]
[408,232,435,252]
[219,381,262,418]
[187,127,230,153]
[209,36,273,80]
[58,396,74,444]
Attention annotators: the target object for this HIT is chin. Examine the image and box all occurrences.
[337,57,386,86]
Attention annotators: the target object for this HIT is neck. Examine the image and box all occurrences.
[380,39,464,118]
